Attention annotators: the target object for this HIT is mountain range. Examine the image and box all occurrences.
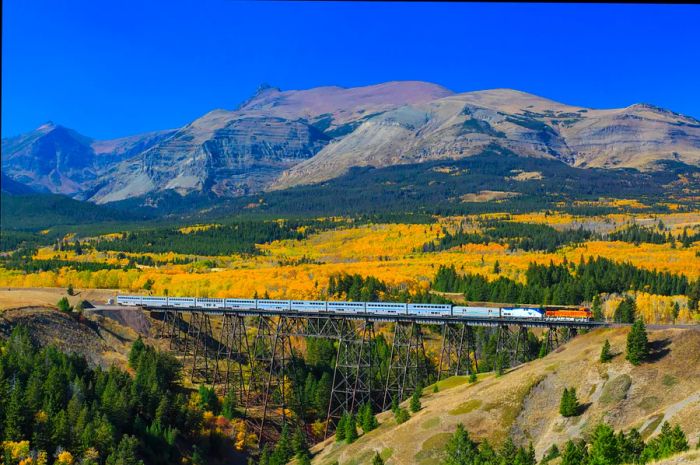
[3,81,700,206]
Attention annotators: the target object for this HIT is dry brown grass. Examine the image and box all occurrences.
[311,327,700,465]
[0,287,117,311]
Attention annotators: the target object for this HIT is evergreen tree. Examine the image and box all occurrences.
[672,302,680,322]
[360,402,378,433]
[540,444,560,464]
[129,337,146,368]
[559,387,580,417]
[626,319,649,366]
[270,424,293,465]
[292,426,311,464]
[410,388,422,413]
[197,385,220,413]
[57,297,72,313]
[106,435,144,465]
[67,283,75,296]
[499,436,517,465]
[600,339,612,363]
[592,294,604,321]
[4,381,28,440]
[221,389,237,420]
[618,428,644,464]
[394,407,410,424]
[258,445,270,465]
[390,397,399,415]
[444,423,477,465]
[588,423,619,465]
[335,414,347,442]
[493,260,501,274]
[315,372,332,413]
[560,440,587,465]
[344,413,358,444]
[371,451,384,465]
[614,297,637,323]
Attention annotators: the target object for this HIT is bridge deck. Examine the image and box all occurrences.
[140,305,605,329]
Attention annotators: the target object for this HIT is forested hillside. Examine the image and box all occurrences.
[0,327,252,465]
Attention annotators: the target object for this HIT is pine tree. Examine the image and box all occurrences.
[257,445,270,465]
[592,294,604,321]
[67,283,75,296]
[4,381,27,440]
[57,297,72,313]
[444,423,477,465]
[589,423,619,465]
[292,426,311,463]
[614,297,636,323]
[410,388,422,413]
[600,339,612,363]
[493,260,501,274]
[222,389,237,420]
[344,413,358,444]
[360,402,378,433]
[106,435,144,465]
[559,387,580,417]
[271,424,293,465]
[315,372,332,413]
[560,440,587,465]
[500,436,517,465]
[626,319,649,366]
[335,414,347,442]
[129,337,146,368]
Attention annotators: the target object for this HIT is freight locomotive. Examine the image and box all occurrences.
[115,295,592,320]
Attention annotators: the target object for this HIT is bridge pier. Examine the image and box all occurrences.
[382,321,427,410]
[438,323,478,379]
[212,314,249,403]
[325,319,375,437]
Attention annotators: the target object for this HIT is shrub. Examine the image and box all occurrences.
[57,297,72,313]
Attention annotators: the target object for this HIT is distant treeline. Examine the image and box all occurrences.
[421,220,595,253]
[607,223,699,247]
[432,257,698,305]
[92,222,308,256]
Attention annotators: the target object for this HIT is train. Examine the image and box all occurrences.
[114,295,592,320]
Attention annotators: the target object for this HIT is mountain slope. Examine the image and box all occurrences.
[88,81,453,203]
[310,328,700,465]
[1,122,174,197]
[274,89,700,189]
[3,82,700,207]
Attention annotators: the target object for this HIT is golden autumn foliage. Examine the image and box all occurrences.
[2,441,30,461]
[54,451,73,465]
[1,212,698,323]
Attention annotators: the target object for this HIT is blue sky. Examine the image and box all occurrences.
[2,1,699,139]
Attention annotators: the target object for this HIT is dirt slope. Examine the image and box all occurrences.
[311,327,700,465]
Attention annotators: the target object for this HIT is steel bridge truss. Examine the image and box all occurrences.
[154,310,585,445]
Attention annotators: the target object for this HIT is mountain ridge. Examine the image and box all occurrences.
[3,81,699,206]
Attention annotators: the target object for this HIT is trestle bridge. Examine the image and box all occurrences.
[145,306,604,444]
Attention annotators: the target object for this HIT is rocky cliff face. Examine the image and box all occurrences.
[3,82,699,204]
[273,90,700,189]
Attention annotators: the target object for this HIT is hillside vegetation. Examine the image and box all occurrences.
[309,327,700,465]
